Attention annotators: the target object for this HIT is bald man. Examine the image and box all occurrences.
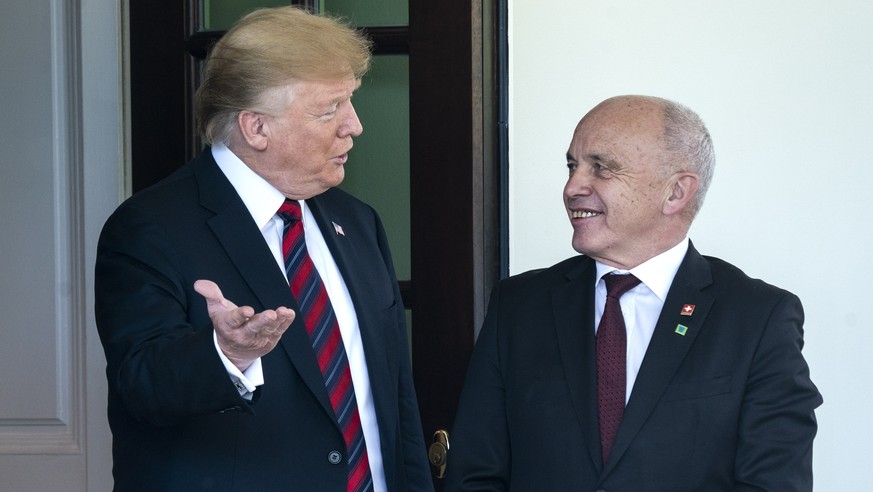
[446,96,821,491]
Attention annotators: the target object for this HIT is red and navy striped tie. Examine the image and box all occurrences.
[278,200,373,492]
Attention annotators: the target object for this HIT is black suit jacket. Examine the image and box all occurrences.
[446,244,822,491]
[95,149,433,491]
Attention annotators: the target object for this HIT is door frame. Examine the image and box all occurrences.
[408,0,507,449]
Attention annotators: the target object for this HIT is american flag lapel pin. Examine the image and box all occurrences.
[332,221,345,236]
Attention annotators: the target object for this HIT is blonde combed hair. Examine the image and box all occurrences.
[195,6,372,145]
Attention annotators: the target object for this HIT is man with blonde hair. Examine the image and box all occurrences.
[96,7,432,491]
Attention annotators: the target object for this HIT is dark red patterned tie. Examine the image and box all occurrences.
[278,200,373,492]
[596,273,641,464]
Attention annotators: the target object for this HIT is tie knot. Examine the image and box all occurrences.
[277,199,302,222]
[603,273,641,300]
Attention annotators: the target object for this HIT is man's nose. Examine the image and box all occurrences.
[340,102,363,137]
[565,167,593,197]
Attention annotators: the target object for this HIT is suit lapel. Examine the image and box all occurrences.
[552,257,604,473]
[194,151,333,417]
[306,194,396,426]
[306,193,363,293]
[604,244,714,474]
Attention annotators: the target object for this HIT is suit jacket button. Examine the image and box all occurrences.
[328,450,343,465]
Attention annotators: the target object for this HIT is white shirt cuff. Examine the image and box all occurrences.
[213,331,265,400]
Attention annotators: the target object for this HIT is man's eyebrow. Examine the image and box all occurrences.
[585,152,602,161]
[587,152,617,166]
[567,151,611,163]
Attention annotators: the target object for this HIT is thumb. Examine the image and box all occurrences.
[194,279,233,310]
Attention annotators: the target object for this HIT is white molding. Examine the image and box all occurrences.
[0,0,85,456]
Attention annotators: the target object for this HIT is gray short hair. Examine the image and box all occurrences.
[662,100,716,216]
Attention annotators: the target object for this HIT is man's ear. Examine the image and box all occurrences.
[663,172,699,216]
[237,111,269,151]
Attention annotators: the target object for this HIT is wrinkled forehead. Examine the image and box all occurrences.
[572,99,665,149]
[568,100,668,169]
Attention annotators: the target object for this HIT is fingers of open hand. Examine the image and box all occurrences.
[216,306,295,359]
[246,307,295,342]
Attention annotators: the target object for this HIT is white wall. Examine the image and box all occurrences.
[509,1,872,489]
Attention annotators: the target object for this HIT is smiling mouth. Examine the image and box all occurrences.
[571,210,601,219]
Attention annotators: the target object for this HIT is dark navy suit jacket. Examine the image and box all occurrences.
[96,149,432,491]
[446,245,821,491]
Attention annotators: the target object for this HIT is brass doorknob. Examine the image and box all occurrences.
[428,429,450,479]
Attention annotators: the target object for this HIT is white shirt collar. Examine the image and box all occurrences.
[595,237,690,302]
[211,143,287,229]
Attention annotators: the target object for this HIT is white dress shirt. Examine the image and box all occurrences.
[594,238,689,403]
[210,143,386,492]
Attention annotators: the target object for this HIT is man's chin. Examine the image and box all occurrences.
[571,236,607,259]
